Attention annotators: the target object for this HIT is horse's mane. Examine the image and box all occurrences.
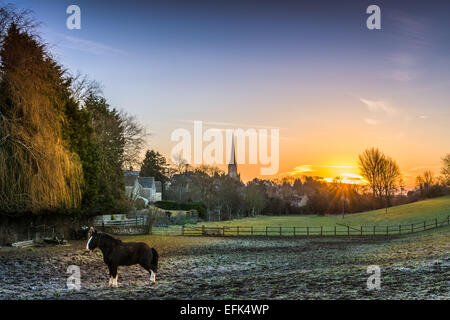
[99,232,122,245]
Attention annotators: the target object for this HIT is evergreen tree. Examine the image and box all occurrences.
[140,150,168,189]
[83,94,127,213]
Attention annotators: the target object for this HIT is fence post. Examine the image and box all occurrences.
[386,226,388,235]
[424,221,426,231]
[320,226,323,236]
[307,226,309,236]
[280,226,282,236]
[294,227,296,236]
[373,225,375,235]
[435,218,438,228]
[266,226,268,236]
[202,225,205,236]
[399,225,401,235]
[347,226,350,236]
[412,223,414,233]
[334,226,336,236]
[237,226,240,236]
[251,226,253,236]
[181,225,184,236]
[360,226,363,236]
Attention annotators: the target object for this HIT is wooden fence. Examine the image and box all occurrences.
[93,217,145,227]
[154,215,450,237]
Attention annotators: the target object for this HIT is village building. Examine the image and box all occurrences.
[124,171,162,205]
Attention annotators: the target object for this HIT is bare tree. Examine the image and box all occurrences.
[69,73,103,105]
[380,156,401,212]
[441,153,450,186]
[172,153,191,174]
[358,148,384,203]
[358,148,401,212]
[120,111,148,170]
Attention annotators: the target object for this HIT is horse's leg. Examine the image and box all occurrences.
[107,264,113,287]
[139,259,156,285]
[111,265,119,288]
[149,269,156,284]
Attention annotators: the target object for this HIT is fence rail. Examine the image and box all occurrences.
[93,217,145,227]
[156,215,450,237]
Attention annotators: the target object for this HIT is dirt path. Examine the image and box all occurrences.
[0,227,448,299]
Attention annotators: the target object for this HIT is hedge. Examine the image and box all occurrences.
[155,200,207,219]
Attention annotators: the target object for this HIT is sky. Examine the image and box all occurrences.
[13,0,450,185]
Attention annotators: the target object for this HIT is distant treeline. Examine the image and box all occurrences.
[159,149,450,220]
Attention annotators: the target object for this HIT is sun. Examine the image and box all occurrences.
[322,173,367,185]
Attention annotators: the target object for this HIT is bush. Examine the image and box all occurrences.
[155,200,207,219]
[134,198,146,210]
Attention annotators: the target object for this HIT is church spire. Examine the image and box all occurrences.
[228,133,239,179]
[230,133,236,164]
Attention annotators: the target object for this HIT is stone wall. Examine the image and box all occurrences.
[0,214,91,246]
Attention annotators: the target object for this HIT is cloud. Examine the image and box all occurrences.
[387,70,414,82]
[319,165,355,169]
[287,165,314,175]
[364,118,379,125]
[408,165,440,172]
[387,10,431,48]
[61,35,127,56]
[389,53,416,66]
[176,119,282,130]
[286,164,358,177]
[360,98,396,116]
[395,131,406,141]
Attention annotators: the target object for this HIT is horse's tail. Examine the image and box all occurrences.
[150,247,158,272]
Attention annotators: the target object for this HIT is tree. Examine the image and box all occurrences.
[358,148,384,203]
[83,94,128,213]
[358,148,401,212]
[63,96,101,209]
[140,150,168,191]
[380,156,401,212]
[120,111,147,170]
[0,21,82,213]
[441,153,450,186]
[245,182,267,217]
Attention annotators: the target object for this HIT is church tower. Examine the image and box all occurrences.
[228,134,239,180]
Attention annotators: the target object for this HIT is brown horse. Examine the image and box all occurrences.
[86,227,158,287]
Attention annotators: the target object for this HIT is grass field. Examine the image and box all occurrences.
[1,224,448,299]
[194,196,450,228]
[1,197,448,299]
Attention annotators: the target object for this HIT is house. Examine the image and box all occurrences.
[124,171,162,205]
[285,195,309,208]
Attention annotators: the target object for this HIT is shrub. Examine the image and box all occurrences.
[155,201,207,219]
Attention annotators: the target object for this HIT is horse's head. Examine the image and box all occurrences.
[86,227,99,251]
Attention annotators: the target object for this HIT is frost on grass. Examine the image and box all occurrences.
[0,227,448,299]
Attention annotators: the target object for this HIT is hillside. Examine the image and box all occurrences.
[196,196,450,228]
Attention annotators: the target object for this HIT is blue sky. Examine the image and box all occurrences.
[12,0,450,182]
